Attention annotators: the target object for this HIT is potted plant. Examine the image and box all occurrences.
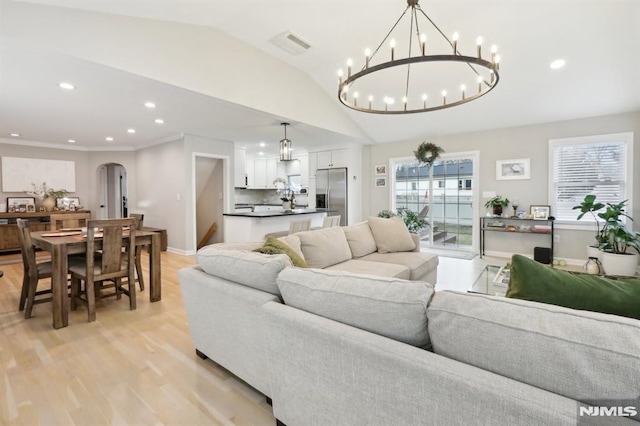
[572,194,605,258]
[484,196,509,217]
[597,200,639,276]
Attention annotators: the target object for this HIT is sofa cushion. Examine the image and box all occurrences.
[277,234,305,260]
[367,216,416,254]
[197,244,291,295]
[360,252,439,282]
[277,268,434,349]
[508,254,640,320]
[297,226,353,269]
[254,237,308,268]
[343,222,378,258]
[428,291,640,406]
[325,259,410,280]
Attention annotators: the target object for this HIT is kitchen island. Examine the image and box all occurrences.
[223,208,331,242]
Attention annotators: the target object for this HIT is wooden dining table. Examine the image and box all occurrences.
[31,229,162,329]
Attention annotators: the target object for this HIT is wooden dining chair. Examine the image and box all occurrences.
[322,215,341,228]
[49,212,91,230]
[69,218,137,322]
[130,214,145,291]
[16,218,54,319]
[288,219,311,235]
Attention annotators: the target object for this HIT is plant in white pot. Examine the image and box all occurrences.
[597,200,640,276]
[572,194,605,259]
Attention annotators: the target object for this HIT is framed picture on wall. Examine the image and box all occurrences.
[375,177,387,187]
[496,158,531,180]
[7,197,36,213]
[375,165,387,175]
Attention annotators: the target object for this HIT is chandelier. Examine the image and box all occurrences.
[279,122,292,161]
[337,0,500,114]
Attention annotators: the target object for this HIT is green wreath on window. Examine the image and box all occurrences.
[414,142,444,166]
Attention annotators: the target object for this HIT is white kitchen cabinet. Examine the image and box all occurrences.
[245,158,255,188]
[308,152,317,179]
[266,158,278,186]
[253,158,267,187]
[316,149,348,169]
[234,148,247,187]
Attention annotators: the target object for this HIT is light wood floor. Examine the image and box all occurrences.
[0,252,276,425]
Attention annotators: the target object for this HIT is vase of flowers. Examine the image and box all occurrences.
[273,177,294,210]
[26,182,68,212]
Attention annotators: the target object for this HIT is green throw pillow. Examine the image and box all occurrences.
[253,237,308,268]
[507,254,640,320]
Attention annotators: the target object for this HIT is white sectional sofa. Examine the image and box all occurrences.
[178,218,640,425]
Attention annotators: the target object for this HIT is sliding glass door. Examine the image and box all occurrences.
[391,152,478,251]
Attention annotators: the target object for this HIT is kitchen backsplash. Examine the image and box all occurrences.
[234,188,308,206]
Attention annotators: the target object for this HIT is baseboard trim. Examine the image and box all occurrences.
[167,247,196,256]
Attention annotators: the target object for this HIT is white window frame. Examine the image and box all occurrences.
[548,132,633,230]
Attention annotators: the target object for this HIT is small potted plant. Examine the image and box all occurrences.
[597,200,639,276]
[484,196,509,217]
[572,194,605,258]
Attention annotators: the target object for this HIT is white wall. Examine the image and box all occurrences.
[364,111,640,261]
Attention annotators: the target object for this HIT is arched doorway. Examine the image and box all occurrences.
[97,163,128,219]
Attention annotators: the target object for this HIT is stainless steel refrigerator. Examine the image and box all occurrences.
[315,168,347,226]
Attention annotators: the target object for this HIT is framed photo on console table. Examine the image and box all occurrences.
[530,205,550,220]
[7,197,36,213]
[56,197,80,210]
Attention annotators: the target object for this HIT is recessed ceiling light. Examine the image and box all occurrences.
[144,102,156,109]
[259,142,266,147]
[258,152,264,156]
[127,128,136,134]
[67,139,76,143]
[550,59,566,69]
[59,82,76,90]
[154,118,164,124]
[10,133,20,137]
[105,137,114,142]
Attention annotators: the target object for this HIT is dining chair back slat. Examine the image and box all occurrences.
[322,215,341,228]
[49,212,91,230]
[289,219,311,235]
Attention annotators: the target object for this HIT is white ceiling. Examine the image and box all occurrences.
[1,0,639,154]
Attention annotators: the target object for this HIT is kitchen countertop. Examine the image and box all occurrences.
[224,208,331,218]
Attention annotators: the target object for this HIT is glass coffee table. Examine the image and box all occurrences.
[468,265,509,297]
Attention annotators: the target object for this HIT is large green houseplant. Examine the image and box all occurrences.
[378,209,429,233]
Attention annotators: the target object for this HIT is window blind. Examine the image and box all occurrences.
[551,141,626,221]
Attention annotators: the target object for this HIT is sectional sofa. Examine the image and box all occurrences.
[178,220,640,425]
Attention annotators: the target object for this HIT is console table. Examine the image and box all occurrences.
[0,210,91,252]
[480,217,554,261]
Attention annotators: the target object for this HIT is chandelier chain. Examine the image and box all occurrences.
[365,5,411,72]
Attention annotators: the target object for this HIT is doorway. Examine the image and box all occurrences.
[391,151,479,252]
[194,155,225,249]
[97,163,127,219]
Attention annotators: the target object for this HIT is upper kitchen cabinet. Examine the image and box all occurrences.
[234,148,247,188]
[246,157,280,188]
[316,149,348,169]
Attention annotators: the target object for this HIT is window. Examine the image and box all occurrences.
[549,132,633,224]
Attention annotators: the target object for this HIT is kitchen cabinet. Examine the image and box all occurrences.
[234,148,247,187]
[316,149,348,169]
[266,158,278,186]
[253,159,267,187]
[246,157,280,188]
[308,152,317,178]
[245,158,255,187]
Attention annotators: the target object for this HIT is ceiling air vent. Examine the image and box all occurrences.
[269,31,312,55]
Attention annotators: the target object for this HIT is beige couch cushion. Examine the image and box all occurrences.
[197,244,291,295]
[325,259,410,280]
[297,226,353,269]
[360,252,438,281]
[367,216,416,254]
[343,222,378,258]
[428,291,640,406]
[277,268,434,349]
[277,234,305,260]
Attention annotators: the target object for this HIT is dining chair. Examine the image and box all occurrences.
[288,219,311,235]
[69,218,137,322]
[322,215,341,228]
[16,218,54,319]
[49,212,91,230]
[130,214,145,291]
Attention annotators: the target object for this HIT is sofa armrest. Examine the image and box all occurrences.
[410,232,421,252]
[264,302,583,426]
[178,265,281,397]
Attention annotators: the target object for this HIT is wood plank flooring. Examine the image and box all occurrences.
[0,252,276,425]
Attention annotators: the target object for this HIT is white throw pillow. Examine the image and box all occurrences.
[297,226,353,268]
[343,222,378,257]
[367,216,416,254]
[278,234,305,260]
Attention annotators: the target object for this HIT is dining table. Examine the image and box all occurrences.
[31,228,162,329]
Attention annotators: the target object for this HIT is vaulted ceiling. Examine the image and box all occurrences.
[1,0,639,155]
